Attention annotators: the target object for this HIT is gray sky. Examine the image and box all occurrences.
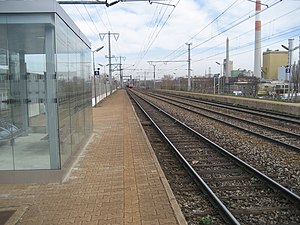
[61,0,300,79]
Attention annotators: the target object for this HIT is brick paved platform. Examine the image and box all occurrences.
[0,90,186,225]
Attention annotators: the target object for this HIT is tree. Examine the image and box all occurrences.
[161,74,174,90]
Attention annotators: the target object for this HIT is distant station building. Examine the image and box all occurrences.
[0,0,92,182]
[262,49,288,80]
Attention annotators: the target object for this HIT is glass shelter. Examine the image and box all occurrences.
[0,0,92,179]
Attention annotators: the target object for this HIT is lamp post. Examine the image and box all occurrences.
[92,46,104,106]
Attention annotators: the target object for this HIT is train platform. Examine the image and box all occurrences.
[0,90,186,225]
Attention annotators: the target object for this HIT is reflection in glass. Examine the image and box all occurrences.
[0,18,50,170]
[56,15,92,167]
[0,13,92,171]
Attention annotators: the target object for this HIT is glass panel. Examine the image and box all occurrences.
[56,17,72,166]
[8,22,50,170]
[0,18,14,170]
[83,44,92,136]
[55,15,92,167]
[1,13,92,171]
[0,14,54,170]
[68,27,79,153]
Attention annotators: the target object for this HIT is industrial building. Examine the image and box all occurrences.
[0,0,92,182]
[262,49,288,80]
[223,59,233,77]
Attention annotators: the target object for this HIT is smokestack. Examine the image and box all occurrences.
[254,0,262,78]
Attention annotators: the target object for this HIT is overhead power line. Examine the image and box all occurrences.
[162,0,241,61]
[193,26,300,63]
[166,0,284,62]
[57,0,172,7]
[191,6,300,61]
[74,4,99,37]
[133,0,181,69]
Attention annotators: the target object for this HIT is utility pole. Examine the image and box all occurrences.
[148,59,187,89]
[282,39,299,100]
[119,56,122,88]
[153,64,156,89]
[287,39,294,100]
[186,43,192,91]
[144,71,147,88]
[99,31,119,95]
[108,31,112,94]
[298,36,300,101]
[118,56,126,88]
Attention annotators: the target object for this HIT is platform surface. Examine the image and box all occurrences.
[0,90,185,225]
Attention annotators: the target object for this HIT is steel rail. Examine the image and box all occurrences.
[158,92,300,124]
[150,92,300,137]
[128,90,241,225]
[130,89,300,205]
[146,92,300,153]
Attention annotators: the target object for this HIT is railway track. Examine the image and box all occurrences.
[156,91,300,124]
[128,90,300,225]
[137,112,224,225]
[142,91,300,152]
[135,90,300,195]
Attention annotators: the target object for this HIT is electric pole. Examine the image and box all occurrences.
[282,39,299,100]
[99,31,119,95]
[186,43,192,91]
[120,56,122,88]
[153,64,156,89]
[298,36,300,101]
[144,71,147,88]
[118,56,126,88]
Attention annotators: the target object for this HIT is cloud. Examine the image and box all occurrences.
[61,0,300,77]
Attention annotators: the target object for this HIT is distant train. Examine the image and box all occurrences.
[127,83,134,88]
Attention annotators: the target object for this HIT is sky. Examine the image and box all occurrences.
[60,0,300,80]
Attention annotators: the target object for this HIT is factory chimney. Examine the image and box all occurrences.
[226,37,230,79]
[254,0,262,78]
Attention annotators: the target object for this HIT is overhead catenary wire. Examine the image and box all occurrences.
[93,5,110,30]
[74,4,99,37]
[80,4,121,58]
[62,0,297,78]
[160,24,300,75]
[138,0,298,78]
[165,0,284,62]
[201,29,299,62]
[84,4,100,33]
[133,0,182,71]
[162,0,242,61]
[191,6,300,60]
[133,4,161,67]
[133,1,177,69]
[193,26,300,64]
[167,23,300,75]
[190,0,284,50]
